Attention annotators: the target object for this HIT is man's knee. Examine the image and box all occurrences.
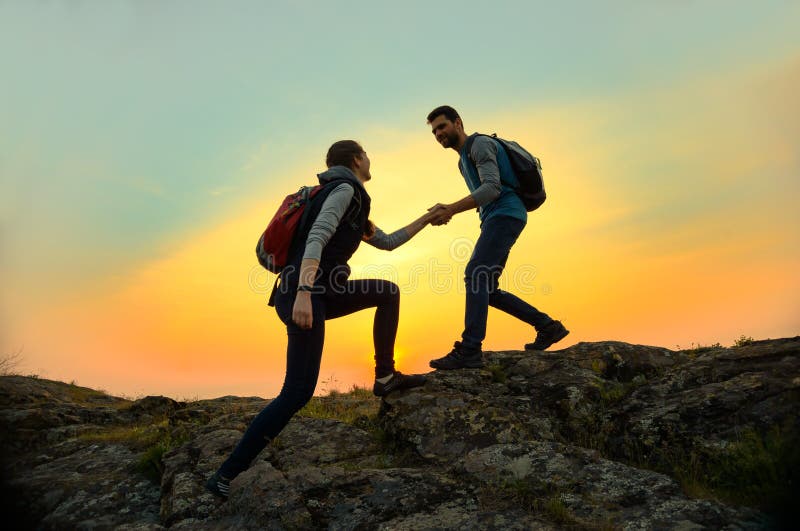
[464,264,499,292]
[488,288,503,304]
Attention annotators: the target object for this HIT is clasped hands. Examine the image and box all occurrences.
[426,203,454,226]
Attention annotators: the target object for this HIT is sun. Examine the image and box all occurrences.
[393,347,406,367]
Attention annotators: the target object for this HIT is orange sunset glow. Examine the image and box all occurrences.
[3,3,798,400]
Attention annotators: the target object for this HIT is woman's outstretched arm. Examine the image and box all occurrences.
[364,211,436,251]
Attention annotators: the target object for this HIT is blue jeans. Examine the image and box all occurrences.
[461,215,552,350]
[218,279,399,479]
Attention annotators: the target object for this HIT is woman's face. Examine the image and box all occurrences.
[354,150,371,182]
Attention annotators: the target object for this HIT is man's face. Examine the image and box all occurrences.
[429,115,461,149]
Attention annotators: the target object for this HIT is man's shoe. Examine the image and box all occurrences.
[429,341,484,370]
[205,471,231,499]
[525,320,569,351]
[373,371,427,397]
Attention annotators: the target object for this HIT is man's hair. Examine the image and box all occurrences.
[427,105,461,124]
[326,140,364,169]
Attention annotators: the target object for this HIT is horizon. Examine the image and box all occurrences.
[1,334,795,402]
[2,1,799,400]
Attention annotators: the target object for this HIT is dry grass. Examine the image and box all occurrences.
[77,419,169,449]
[298,385,380,424]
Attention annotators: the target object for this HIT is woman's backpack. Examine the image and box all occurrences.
[255,185,328,273]
[255,180,362,274]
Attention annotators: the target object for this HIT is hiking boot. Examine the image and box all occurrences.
[205,471,231,499]
[429,341,484,370]
[525,320,569,351]
[373,371,427,397]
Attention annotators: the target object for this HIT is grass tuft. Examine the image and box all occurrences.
[486,363,508,384]
[704,425,798,521]
[638,422,800,526]
[298,385,379,424]
[136,430,191,483]
[685,342,724,355]
[733,335,755,347]
[78,420,168,449]
[0,349,24,375]
[78,418,191,483]
[478,479,607,529]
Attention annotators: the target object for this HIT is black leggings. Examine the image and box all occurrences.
[218,278,399,478]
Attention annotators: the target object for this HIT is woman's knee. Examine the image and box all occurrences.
[375,280,400,303]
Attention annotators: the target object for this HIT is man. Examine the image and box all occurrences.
[426,105,568,369]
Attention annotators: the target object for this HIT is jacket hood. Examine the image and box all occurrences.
[317,166,366,192]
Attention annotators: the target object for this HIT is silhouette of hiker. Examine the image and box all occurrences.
[206,140,430,498]
[425,106,569,370]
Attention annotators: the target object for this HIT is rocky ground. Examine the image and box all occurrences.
[1,338,798,530]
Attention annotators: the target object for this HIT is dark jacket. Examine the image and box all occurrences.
[279,166,371,295]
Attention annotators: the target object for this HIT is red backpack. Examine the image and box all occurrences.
[255,184,329,273]
[256,179,360,274]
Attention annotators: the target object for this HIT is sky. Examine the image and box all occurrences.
[1,1,798,400]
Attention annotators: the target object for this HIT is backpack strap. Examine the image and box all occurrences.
[267,179,365,306]
[341,182,363,230]
[464,133,480,164]
[267,276,280,306]
[464,133,519,192]
[296,179,361,246]
[285,179,362,268]
[318,178,363,230]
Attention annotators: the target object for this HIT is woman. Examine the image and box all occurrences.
[206,140,432,498]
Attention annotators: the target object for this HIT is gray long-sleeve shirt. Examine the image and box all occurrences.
[459,135,503,206]
[302,183,410,262]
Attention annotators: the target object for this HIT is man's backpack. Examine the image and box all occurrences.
[465,133,546,212]
[255,180,361,274]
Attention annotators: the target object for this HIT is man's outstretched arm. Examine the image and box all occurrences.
[429,136,502,225]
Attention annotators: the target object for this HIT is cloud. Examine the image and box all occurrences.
[208,186,235,197]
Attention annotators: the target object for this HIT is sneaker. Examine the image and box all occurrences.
[373,371,427,397]
[429,341,484,370]
[205,471,231,499]
[525,320,569,351]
